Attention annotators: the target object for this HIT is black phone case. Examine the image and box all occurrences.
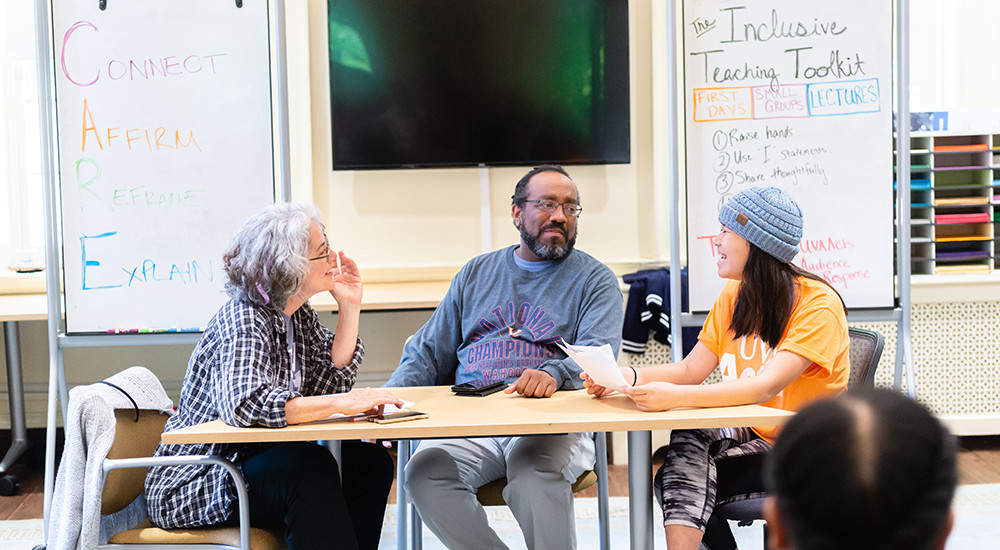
[451,380,506,396]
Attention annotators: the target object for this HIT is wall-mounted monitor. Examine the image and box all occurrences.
[327,0,630,170]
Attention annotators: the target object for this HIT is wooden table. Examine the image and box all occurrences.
[164,386,793,550]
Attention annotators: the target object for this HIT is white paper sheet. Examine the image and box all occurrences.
[556,339,628,390]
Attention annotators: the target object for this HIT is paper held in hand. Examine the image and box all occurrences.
[556,338,629,390]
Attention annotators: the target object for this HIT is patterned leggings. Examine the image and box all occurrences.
[654,427,772,533]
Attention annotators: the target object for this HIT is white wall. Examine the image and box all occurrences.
[909,0,1000,112]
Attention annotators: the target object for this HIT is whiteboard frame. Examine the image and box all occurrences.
[680,0,896,312]
[666,0,914,379]
[52,0,280,334]
[36,0,292,533]
[653,4,915,550]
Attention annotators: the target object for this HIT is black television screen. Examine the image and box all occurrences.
[327,0,630,170]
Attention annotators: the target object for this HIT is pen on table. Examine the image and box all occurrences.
[372,413,428,424]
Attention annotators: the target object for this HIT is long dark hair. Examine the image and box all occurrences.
[765,389,957,550]
[730,245,846,349]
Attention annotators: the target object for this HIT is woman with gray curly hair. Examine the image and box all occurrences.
[145,202,401,550]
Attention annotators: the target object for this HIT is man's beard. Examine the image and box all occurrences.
[520,222,576,261]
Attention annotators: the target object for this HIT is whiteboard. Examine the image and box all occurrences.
[50,0,277,334]
[682,0,895,312]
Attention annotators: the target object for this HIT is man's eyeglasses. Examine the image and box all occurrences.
[523,199,583,217]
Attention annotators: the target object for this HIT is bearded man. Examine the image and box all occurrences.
[387,165,623,550]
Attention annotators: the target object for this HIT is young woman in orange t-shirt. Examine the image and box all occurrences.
[584,186,849,550]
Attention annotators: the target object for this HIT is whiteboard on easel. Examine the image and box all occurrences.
[50,0,276,333]
[682,0,895,312]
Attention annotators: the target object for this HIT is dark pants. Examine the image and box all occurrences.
[224,440,394,550]
[702,452,767,550]
[653,427,770,550]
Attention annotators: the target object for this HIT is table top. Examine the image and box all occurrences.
[0,293,49,322]
[161,386,793,444]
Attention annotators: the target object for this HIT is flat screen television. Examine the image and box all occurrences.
[327,0,630,170]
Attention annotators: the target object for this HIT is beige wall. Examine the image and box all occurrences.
[293,0,669,280]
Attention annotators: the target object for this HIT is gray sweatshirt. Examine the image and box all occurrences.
[387,245,623,389]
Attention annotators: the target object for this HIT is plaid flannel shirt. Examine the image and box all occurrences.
[144,298,363,528]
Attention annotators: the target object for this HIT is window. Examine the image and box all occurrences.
[1,2,44,272]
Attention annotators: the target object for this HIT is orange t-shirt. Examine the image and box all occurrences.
[699,277,850,443]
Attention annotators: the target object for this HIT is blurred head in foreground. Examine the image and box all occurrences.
[764,388,957,550]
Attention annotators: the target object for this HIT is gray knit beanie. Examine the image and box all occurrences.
[718,186,803,263]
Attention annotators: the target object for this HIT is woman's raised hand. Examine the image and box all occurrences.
[330,251,363,307]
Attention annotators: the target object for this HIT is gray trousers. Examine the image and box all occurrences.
[404,433,595,550]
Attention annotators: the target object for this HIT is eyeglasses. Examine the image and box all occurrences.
[523,199,583,217]
[309,247,331,262]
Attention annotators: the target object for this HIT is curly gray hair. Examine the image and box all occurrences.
[222,202,325,310]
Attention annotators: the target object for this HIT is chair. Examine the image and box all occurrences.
[99,409,285,549]
[409,431,612,550]
[845,326,884,390]
[709,327,886,546]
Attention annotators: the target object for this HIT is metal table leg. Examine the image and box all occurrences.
[628,430,654,550]
[1,321,31,495]
[397,439,409,550]
[396,439,423,550]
